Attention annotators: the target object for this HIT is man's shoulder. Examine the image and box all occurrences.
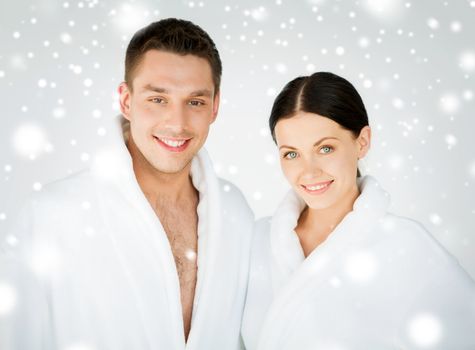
[4,169,101,248]
[216,177,248,203]
[216,177,254,221]
[27,168,98,209]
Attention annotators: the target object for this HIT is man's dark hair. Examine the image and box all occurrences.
[125,18,222,93]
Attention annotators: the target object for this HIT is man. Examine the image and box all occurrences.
[0,18,254,350]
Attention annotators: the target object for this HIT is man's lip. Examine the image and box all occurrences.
[153,136,191,152]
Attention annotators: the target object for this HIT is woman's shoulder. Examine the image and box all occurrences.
[248,217,274,267]
[251,217,272,248]
[254,216,272,233]
[375,213,464,270]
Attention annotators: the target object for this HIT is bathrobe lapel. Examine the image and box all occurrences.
[259,176,390,349]
[91,117,223,349]
[185,148,223,349]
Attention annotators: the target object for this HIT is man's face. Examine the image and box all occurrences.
[119,50,219,174]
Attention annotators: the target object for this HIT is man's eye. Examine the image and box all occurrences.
[189,100,204,106]
[284,151,298,159]
[319,146,333,154]
[151,97,166,104]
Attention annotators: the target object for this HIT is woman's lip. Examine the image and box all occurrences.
[153,136,191,153]
[301,180,334,194]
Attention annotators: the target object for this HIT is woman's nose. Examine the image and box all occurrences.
[303,156,323,178]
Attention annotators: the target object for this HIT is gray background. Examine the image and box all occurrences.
[1,0,474,277]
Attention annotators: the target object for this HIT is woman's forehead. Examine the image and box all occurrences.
[275,113,347,140]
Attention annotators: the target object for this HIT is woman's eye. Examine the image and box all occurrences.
[284,151,298,159]
[189,100,204,106]
[319,146,333,154]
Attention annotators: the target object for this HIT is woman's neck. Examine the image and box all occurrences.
[296,183,360,257]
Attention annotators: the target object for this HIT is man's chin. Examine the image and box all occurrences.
[150,158,194,175]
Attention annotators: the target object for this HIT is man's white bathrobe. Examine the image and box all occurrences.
[0,117,254,350]
[242,176,475,350]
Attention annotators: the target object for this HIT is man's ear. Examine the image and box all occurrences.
[118,82,132,120]
[210,90,220,124]
[357,126,371,159]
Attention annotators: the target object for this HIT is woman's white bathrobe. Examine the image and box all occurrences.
[0,117,254,350]
[242,176,475,350]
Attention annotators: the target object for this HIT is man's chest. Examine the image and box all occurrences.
[152,202,199,281]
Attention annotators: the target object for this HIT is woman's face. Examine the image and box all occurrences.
[274,112,371,211]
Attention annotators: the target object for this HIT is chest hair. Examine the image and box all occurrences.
[150,192,199,339]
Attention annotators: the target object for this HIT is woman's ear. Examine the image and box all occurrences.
[357,126,371,159]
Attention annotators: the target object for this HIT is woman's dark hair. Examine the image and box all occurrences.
[269,72,369,176]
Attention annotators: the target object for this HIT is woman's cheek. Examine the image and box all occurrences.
[281,161,298,184]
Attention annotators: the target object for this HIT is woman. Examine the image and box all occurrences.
[241,72,475,350]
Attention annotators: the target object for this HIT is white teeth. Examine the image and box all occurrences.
[305,183,330,191]
[158,138,186,148]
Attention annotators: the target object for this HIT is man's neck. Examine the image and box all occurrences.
[127,139,195,204]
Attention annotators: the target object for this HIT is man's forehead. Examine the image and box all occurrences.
[132,55,214,91]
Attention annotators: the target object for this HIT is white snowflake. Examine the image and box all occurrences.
[38,79,48,88]
[463,90,473,101]
[439,93,460,114]
[228,165,238,175]
[426,17,439,30]
[64,343,96,350]
[445,134,457,149]
[250,6,269,22]
[0,282,17,316]
[345,251,379,283]
[275,63,287,74]
[53,107,66,119]
[358,37,370,48]
[335,46,345,56]
[252,191,262,200]
[31,243,62,277]
[361,0,405,20]
[392,98,405,110]
[407,313,443,347]
[459,51,475,72]
[429,213,442,225]
[12,123,49,158]
[450,21,462,32]
[60,32,72,44]
[111,3,149,34]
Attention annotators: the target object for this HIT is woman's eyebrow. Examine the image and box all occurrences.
[279,137,339,150]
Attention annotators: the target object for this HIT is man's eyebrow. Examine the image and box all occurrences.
[189,89,213,98]
[141,85,212,98]
[142,84,169,93]
[278,137,339,150]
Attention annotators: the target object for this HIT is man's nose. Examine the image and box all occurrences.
[164,103,187,130]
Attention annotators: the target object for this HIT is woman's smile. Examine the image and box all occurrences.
[301,180,334,195]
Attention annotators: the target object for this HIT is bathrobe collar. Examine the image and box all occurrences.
[270,176,390,292]
[91,116,222,349]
